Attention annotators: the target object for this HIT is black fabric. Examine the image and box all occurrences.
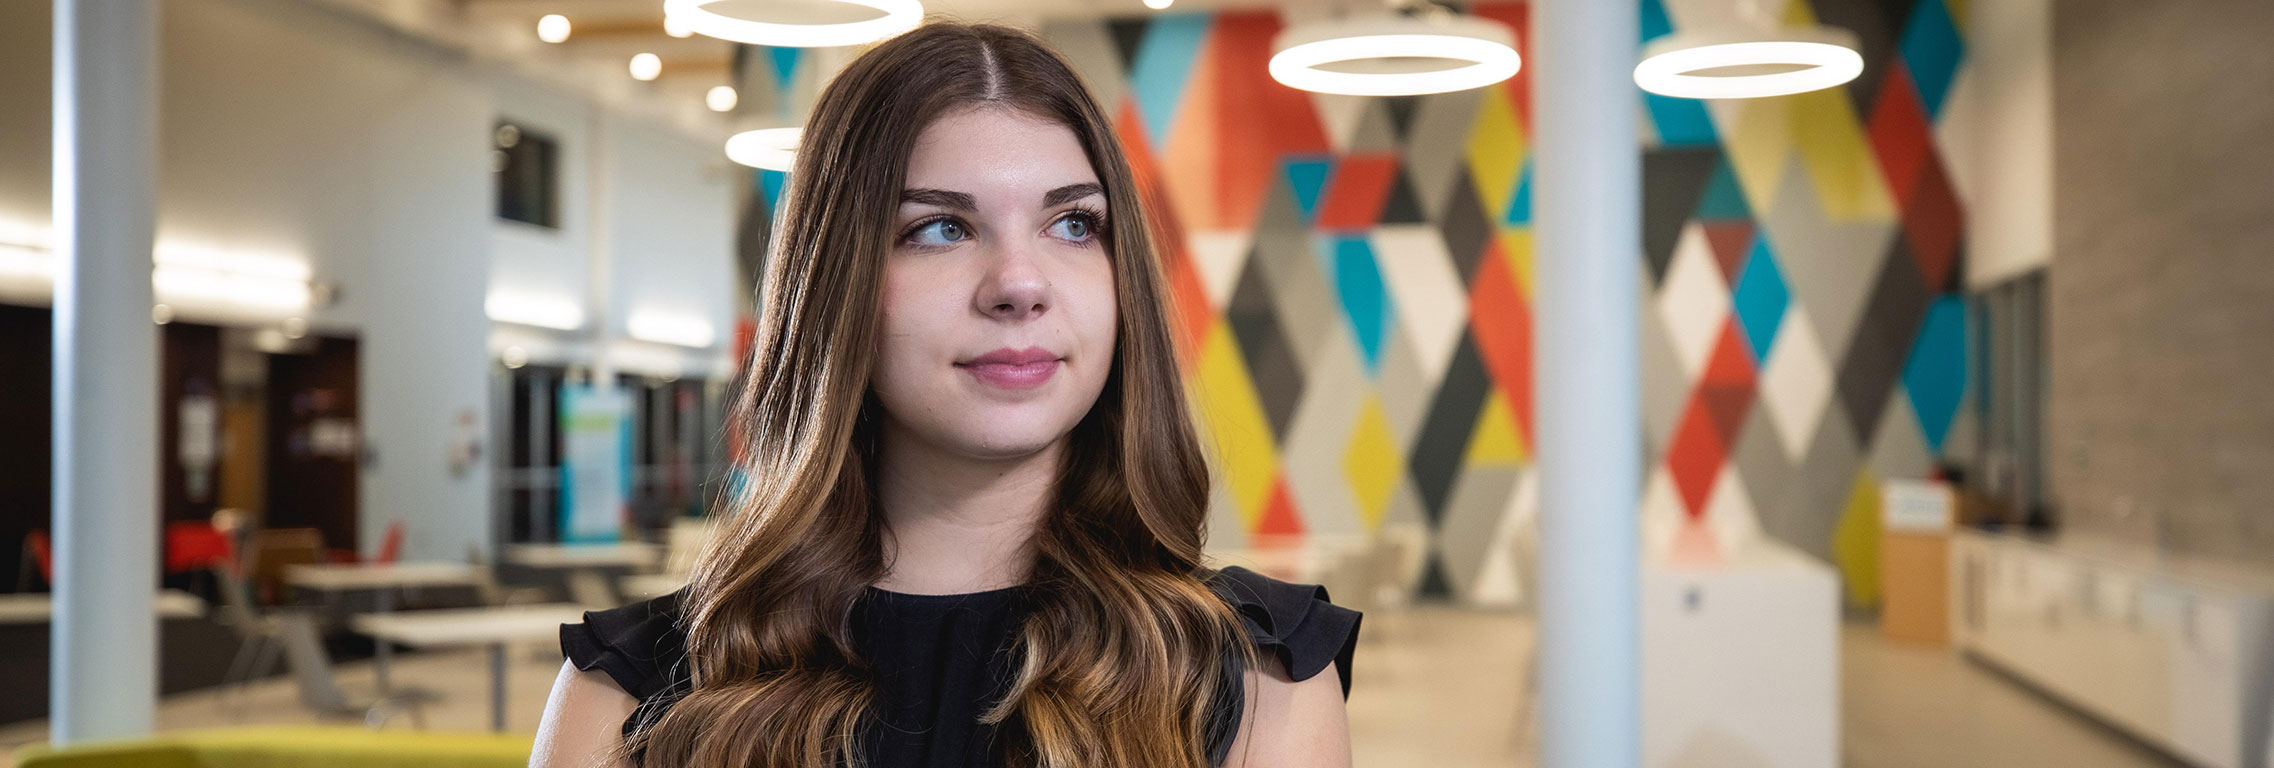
[559,565,1361,767]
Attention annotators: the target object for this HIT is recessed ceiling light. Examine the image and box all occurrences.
[629,53,662,81]
[1143,0,1172,9]
[537,14,571,44]
[706,85,739,112]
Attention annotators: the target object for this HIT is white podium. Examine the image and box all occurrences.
[1642,534,1840,768]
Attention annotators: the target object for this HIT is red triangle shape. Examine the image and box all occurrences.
[1255,475,1306,536]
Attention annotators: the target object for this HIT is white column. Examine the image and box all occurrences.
[1531,0,1642,766]
[50,0,160,745]
[586,108,616,389]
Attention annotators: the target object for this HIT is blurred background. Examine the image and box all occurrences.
[4,0,2272,766]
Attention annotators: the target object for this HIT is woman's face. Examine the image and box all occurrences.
[871,105,1118,461]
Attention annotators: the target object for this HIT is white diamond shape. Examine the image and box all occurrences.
[1759,303,1833,462]
[1640,464,1686,561]
[1469,466,1539,607]
[1655,221,1730,379]
[1369,224,1470,390]
[1187,229,1254,312]
[1311,91,1369,153]
[1702,464,1763,552]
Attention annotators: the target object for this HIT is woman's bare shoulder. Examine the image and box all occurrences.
[532,660,639,768]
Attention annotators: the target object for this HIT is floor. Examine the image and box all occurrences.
[0,610,2188,767]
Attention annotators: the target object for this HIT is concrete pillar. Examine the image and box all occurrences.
[1531,0,1643,765]
[49,0,161,745]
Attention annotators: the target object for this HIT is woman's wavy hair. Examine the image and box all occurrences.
[630,21,1254,768]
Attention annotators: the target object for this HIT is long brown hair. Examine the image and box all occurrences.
[632,21,1253,768]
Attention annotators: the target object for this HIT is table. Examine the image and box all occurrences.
[285,562,484,691]
[349,602,589,731]
[618,573,687,600]
[284,562,483,593]
[502,542,660,570]
[0,589,206,625]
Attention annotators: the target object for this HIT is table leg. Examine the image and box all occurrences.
[490,642,507,732]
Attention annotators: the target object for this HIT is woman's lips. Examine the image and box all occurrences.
[956,346,1062,389]
[956,359,1059,389]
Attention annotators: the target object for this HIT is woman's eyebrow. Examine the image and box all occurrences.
[901,187,975,210]
[1041,182,1103,208]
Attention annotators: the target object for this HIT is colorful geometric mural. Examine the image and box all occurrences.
[1043,4,1543,601]
[738,0,1971,605]
[1043,0,1970,605]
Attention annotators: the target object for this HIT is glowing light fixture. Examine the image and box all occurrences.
[1269,12,1519,97]
[629,52,663,81]
[486,292,586,330]
[0,226,323,315]
[154,261,312,312]
[662,0,921,48]
[628,312,717,348]
[664,12,693,38]
[1634,24,1862,99]
[1143,0,1172,9]
[537,14,571,43]
[725,127,800,171]
[706,85,739,112]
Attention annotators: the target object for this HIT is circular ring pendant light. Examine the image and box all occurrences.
[726,127,801,171]
[1634,24,1862,99]
[1270,12,1520,97]
[663,0,922,48]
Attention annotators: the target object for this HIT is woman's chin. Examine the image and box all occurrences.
[930,412,1077,460]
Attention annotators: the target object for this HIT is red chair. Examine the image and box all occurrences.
[374,520,404,565]
[327,521,404,565]
[165,521,236,574]
[18,531,53,591]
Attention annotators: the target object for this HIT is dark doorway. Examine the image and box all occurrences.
[264,335,360,554]
[161,322,223,526]
[0,304,52,593]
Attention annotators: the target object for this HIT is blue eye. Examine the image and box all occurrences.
[906,218,970,247]
[1049,211,1103,242]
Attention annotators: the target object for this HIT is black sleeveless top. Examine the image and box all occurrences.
[558,566,1361,767]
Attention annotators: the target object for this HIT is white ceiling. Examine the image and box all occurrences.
[304,0,1318,142]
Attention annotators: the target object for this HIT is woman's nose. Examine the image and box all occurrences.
[976,242,1050,320]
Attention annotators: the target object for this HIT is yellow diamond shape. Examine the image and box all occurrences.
[1466,84,1527,222]
[1343,396,1401,532]
[1832,467,1883,607]
[1191,322,1279,531]
[1465,391,1528,467]
[1790,86,1895,222]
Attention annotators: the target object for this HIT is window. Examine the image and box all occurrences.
[1970,270,2048,523]
[493,121,559,229]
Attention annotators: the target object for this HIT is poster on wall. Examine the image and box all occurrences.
[558,383,631,544]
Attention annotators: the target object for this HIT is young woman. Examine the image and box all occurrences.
[532,22,1360,768]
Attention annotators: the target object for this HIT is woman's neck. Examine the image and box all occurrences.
[872,425,1060,595]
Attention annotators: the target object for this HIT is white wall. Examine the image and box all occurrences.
[485,76,738,380]
[600,115,738,379]
[0,0,740,560]
[160,0,494,561]
[1945,0,2054,289]
[487,74,597,367]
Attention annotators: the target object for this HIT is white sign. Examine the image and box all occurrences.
[1881,479,1955,533]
